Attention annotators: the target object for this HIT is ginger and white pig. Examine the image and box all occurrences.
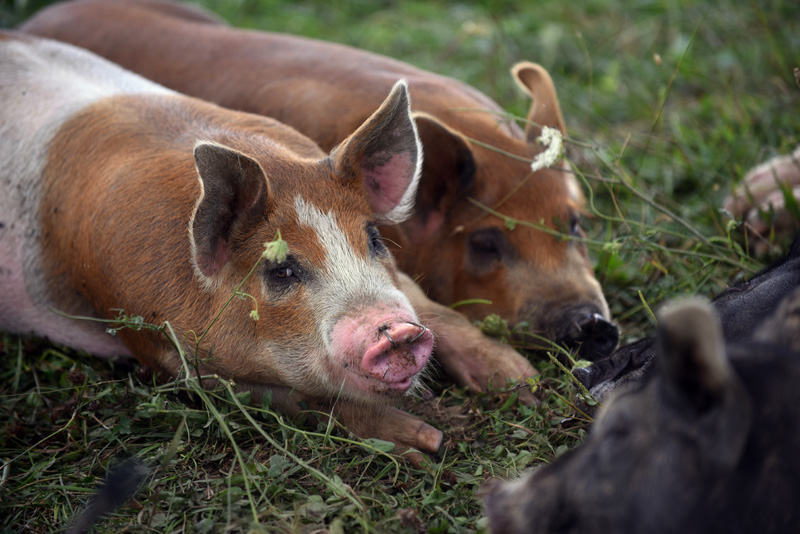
[0,31,442,455]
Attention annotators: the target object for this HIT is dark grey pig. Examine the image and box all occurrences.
[577,233,800,402]
[483,297,800,534]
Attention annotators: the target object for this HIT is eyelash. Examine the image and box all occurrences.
[367,224,387,256]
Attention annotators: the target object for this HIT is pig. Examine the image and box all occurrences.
[20,0,619,368]
[575,232,800,403]
[0,30,443,457]
[483,296,800,534]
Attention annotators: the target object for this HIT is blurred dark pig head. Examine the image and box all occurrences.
[577,232,800,402]
[484,297,800,534]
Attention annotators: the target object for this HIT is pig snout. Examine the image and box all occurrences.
[556,308,620,361]
[363,322,432,384]
[331,310,433,395]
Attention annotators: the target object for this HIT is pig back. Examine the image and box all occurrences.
[0,32,174,354]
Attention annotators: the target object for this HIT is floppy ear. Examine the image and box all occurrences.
[190,141,269,282]
[512,61,567,143]
[400,112,476,243]
[331,80,422,223]
[656,298,752,468]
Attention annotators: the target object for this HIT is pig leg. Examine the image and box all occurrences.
[334,403,443,467]
[245,384,442,466]
[398,273,538,401]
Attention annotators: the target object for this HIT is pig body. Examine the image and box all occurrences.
[576,233,800,402]
[20,0,618,366]
[484,297,800,534]
[0,31,443,454]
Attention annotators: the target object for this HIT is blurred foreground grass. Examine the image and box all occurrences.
[1,0,799,532]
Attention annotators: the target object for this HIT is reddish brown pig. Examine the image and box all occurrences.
[0,31,442,456]
[20,0,618,363]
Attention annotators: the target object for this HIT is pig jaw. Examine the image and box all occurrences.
[329,306,434,395]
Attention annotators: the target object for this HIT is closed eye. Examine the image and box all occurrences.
[471,235,499,255]
[467,228,505,265]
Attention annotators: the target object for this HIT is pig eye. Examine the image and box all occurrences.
[366,224,387,257]
[273,266,293,278]
[468,229,503,264]
[569,212,581,236]
[266,259,301,288]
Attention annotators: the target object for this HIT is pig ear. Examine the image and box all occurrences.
[656,298,752,467]
[402,113,476,243]
[190,141,269,282]
[331,80,422,223]
[512,62,567,144]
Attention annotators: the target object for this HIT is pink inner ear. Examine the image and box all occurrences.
[364,152,414,215]
[198,238,231,277]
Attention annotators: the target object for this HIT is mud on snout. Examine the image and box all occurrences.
[328,302,434,399]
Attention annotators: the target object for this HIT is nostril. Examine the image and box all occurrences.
[559,311,620,361]
[577,313,617,335]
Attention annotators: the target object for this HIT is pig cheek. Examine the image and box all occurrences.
[245,298,325,388]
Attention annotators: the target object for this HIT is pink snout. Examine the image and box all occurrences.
[361,321,433,387]
[331,307,434,395]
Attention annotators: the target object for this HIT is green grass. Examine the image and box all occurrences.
[1,0,799,532]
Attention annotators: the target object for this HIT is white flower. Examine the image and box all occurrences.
[262,231,289,263]
[530,126,564,172]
